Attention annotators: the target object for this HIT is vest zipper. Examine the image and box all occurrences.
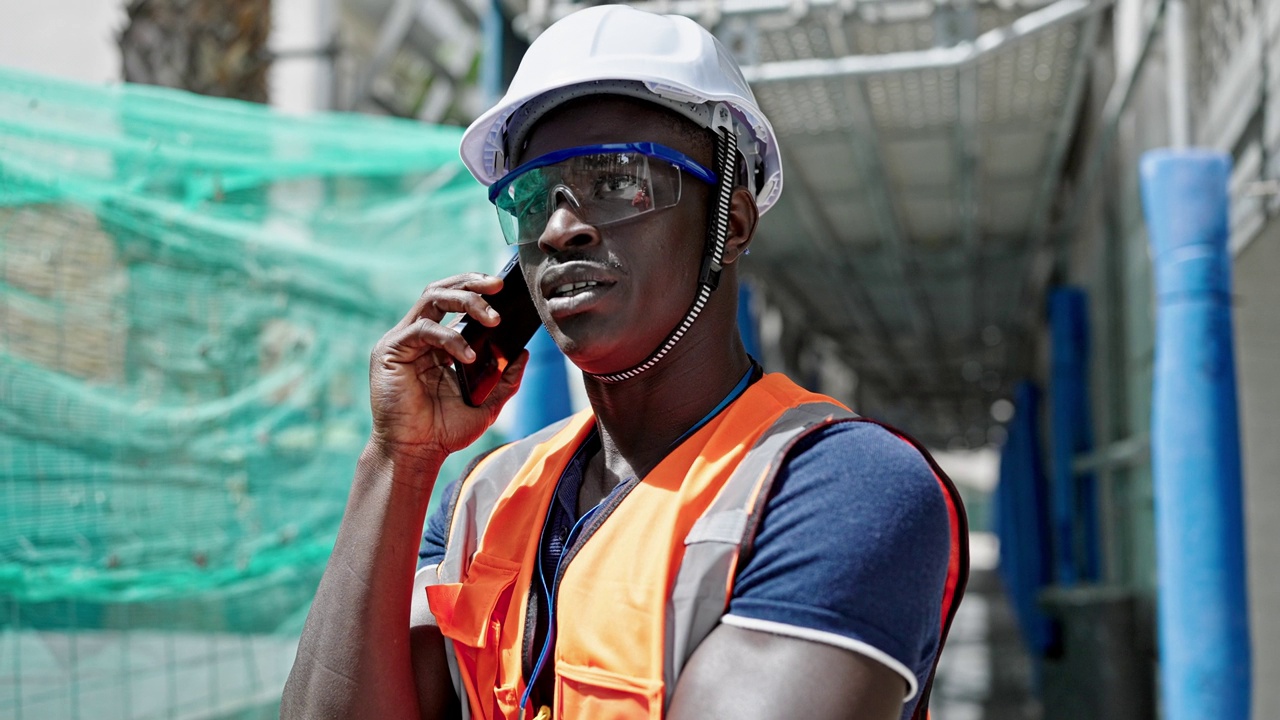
[520,583,538,677]
[550,474,640,597]
[520,474,642,705]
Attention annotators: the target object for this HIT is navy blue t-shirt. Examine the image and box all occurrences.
[419,421,951,718]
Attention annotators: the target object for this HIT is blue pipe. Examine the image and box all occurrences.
[1140,150,1250,720]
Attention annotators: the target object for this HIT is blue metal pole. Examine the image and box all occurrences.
[511,327,573,437]
[1140,149,1250,720]
[1047,289,1080,586]
[1047,287,1100,585]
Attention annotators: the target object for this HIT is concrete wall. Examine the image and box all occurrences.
[1,629,297,720]
[1046,0,1277,715]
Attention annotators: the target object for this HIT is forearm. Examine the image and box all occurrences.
[282,442,447,720]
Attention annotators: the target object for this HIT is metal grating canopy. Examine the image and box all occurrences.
[558,0,1104,447]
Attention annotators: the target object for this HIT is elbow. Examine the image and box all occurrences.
[280,661,317,720]
[280,649,350,720]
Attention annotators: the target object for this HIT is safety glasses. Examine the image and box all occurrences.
[488,142,718,245]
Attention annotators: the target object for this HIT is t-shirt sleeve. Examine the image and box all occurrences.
[724,421,951,709]
[417,477,458,570]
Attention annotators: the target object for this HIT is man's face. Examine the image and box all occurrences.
[515,96,712,375]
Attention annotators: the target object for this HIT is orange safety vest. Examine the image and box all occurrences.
[423,373,968,720]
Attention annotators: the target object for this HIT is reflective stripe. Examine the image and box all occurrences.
[738,403,859,557]
[437,419,575,583]
[661,402,853,707]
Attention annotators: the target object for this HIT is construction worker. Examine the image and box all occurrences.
[283,6,966,720]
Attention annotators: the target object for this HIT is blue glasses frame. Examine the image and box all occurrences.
[487,142,719,204]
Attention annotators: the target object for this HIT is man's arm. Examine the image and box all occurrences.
[281,273,526,719]
[668,624,904,720]
[281,447,455,720]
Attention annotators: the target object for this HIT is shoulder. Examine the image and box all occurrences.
[416,441,511,570]
[726,418,952,705]
[776,420,947,522]
[744,419,950,580]
[768,417,952,540]
[417,422,580,570]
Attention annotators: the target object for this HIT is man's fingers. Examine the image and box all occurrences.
[441,271,504,293]
[396,273,504,329]
[426,288,503,328]
[379,316,476,367]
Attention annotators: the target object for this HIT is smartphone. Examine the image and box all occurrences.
[453,255,542,407]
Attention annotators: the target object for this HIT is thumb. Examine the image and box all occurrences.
[481,351,529,420]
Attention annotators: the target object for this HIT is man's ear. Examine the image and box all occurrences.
[721,186,758,266]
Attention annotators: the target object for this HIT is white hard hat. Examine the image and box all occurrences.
[459,4,784,214]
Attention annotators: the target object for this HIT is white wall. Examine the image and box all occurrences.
[1234,217,1280,720]
[0,0,126,84]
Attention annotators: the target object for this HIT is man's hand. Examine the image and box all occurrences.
[283,271,528,720]
[369,272,527,467]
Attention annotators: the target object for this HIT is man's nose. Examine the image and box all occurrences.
[537,189,601,253]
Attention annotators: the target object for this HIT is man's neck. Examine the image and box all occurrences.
[581,331,753,489]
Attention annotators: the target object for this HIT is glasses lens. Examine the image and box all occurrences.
[494,151,684,245]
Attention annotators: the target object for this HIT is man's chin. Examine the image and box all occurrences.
[554,331,658,379]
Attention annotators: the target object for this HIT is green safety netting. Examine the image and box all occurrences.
[0,67,507,718]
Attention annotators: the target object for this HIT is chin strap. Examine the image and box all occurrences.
[587,104,739,384]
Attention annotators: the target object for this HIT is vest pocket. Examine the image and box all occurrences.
[427,552,524,719]
[555,662,664,720]
[427,551,522,648]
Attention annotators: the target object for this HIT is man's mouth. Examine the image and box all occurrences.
[540,273,618,319]
[539,260,621,299]
[551,280,602,298]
